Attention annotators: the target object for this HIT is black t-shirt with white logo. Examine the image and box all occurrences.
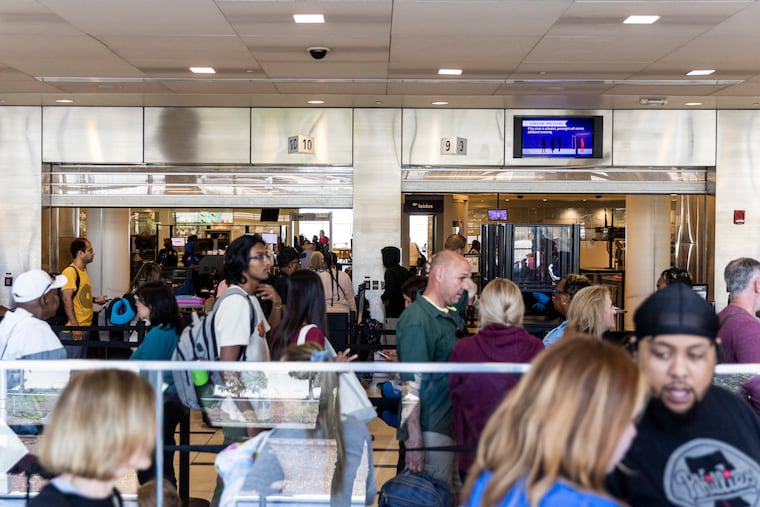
[606,385,760,506]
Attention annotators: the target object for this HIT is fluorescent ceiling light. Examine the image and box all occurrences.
[294,14,324,23]
[55,99,73,103]
[684,102,703,106]
[623,15,659,24]
[432,101,449,105]
[438,68,462,76]
[687,69,715,76]
[190,67,216,74]
[307,100,324,104]
[639,97,668,106]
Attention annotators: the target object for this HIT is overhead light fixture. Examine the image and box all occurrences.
[307,100,324,104]
[438,68,462,76]
[432,101,449,105]
[55,99,73,103]
[294,14,324,23]
[687,69,715,76]
[639,97,668,106]
[623,15,660,24]
[684,102,703,106]
[190,67,216,74]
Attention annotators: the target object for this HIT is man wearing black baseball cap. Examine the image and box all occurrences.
[607,282,760,506]
[271,247,305,308]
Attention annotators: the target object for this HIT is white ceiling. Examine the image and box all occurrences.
[2,0,760,108]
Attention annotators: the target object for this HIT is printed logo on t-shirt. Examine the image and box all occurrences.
[664,438,760,506]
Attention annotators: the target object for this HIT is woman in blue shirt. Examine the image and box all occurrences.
[462,335,648,507]
[130,280,186,487]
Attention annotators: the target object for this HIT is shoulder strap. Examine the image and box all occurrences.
[296,324,318,345]
[719,308,747,326]
[211,285,257,361]
[63,265,81,296]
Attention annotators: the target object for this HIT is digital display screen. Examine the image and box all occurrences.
[488,209,507,221]
[513,116,602,159]
[171,237,186,247]
[692,284,708,300]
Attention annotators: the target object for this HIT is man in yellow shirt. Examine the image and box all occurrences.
[60,238,107,358]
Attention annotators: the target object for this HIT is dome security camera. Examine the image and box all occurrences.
[517,195,524,199]
[308,47,330,60]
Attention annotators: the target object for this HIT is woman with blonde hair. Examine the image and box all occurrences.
[449,278,544,476]
[462,335,648,507]
[565,284,616,339]
[34,369,156,506]
[309,250,325,272]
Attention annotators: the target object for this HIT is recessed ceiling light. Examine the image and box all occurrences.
[55,99,73,103]
[623,15,660,24]
[432,101,449,105]
[684,102,703,106]
[190,67,215,74]
[307,100,324,104]
[293,14,324,23]
[542,198,548,202]
[438,68,462,76]
[687,69,715,76]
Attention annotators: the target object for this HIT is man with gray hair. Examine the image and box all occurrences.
[718,257,760,415]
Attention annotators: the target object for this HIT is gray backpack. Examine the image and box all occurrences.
[172,286,256,410]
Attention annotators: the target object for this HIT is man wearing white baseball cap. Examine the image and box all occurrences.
[0,269,67,362]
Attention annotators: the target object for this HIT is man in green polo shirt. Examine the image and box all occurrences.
[397,250,471,490]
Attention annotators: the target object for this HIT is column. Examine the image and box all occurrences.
[624,195,671,330]
[352,109,403,321]
[85,208,131,298]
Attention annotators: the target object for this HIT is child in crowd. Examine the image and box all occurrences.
[137,479,181,507]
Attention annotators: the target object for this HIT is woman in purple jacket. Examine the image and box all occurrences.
[449,278,544,477]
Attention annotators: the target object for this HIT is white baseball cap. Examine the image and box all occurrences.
[12,269,67,304]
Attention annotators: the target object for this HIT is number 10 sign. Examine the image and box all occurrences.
[288,135,315,154]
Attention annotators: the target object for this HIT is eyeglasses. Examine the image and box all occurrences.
[248,253,270,263]
[85,248,94,253]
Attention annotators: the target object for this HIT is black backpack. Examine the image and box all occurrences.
[47,265,80,327]
[378,470,453,507]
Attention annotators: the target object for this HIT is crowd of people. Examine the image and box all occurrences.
[4,230,760,507]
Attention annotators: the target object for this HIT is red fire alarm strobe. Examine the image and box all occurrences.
[734,210,746,225]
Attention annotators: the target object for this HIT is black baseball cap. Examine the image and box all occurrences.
[634,282,719,342]
[277,247,306,267]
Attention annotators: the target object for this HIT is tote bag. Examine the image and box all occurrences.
[297,324,377,424]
